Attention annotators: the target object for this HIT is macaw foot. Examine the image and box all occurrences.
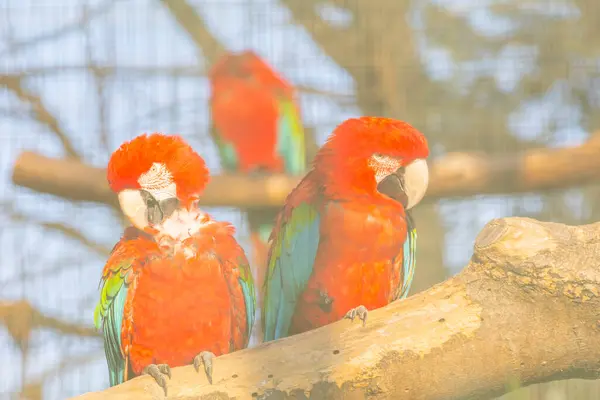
[193,351,216,384]
[142,363,172,396]
[249,167,269,178]
[343,305,369,327]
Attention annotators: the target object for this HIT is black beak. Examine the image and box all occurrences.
[377,167,408,208]
[140,190,180,225]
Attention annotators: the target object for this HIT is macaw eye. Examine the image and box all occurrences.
[140,190,158,207]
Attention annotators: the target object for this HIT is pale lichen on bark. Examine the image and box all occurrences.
[472,218,600,305]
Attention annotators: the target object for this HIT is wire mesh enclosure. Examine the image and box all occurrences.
[1,0,600,398]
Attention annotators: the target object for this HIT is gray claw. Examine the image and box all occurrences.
[142,363,171,396]
[158,363,172,379]
[344,305,369,327]
[193,351,216,384]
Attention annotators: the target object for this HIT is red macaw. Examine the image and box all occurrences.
[262,117,429,341]
[208,50,306,341]
[208,50,305,175]
[94,133,255,395]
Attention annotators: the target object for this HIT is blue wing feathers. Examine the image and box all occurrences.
[104,286,128,386]
[264,203,320,341]
[398,212,417,300]
[238,277,256,342]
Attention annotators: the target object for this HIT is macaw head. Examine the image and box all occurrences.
[315,117,430,210]
[107,133,209,231]
[209,50,291,91]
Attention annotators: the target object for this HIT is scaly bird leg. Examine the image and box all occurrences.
[142,364,171,396]
[193,351,216,384]
[343,305,369,327]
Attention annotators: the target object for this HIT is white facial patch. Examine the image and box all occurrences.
[154,207,214,259]
[368,154,403,183]
[138,162,177,200]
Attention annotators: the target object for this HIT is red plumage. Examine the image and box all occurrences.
[98,133,255,390]
[289,179,409,333]
[107,133,209,206]
[313,117,429,199]
[107,222,251,375]
[265,117,429,337]
[208,50,297,173]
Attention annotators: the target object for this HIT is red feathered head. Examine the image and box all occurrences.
[208,50,293,92]
[314,117,430,209]
[107,133,209,230]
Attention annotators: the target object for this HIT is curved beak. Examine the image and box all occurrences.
[118,189,149,231]
[377,158,429,210]
[118,189,181,231]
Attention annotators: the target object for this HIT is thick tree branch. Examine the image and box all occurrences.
[11,132,600,209]
[281,0,422,117]
[72,216,600,399]
[280,0,350,70]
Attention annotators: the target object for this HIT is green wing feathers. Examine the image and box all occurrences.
[210,121,239,171]
[276,99,306,176]
[395,211,417,301]
[93,252,134,387]
[235,255,257,343]
[262,202,320,341]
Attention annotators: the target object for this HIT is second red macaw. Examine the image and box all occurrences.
[262,117,429,341]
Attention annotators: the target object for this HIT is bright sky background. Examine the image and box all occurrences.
[0,0,589,398]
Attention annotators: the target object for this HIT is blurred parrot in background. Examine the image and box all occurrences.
[94,133,255,395]
[208,50,306,341]
[262,117,430,341]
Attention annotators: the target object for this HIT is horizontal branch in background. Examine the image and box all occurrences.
[0,301,100,346]
[11,132,600,209]
[72,217,600,400]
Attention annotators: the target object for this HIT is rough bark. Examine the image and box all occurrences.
[72,217,600,400]
[11,132,600,209]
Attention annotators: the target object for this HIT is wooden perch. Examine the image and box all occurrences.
[11,132,600,209]
[71,216,600,399]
